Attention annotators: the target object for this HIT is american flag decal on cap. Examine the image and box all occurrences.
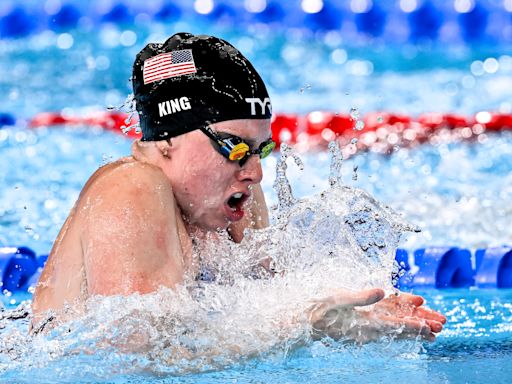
[143,49,197,84]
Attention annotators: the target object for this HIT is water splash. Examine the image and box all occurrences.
[106,93,135,113]
[107,93,140,136]
[0,142,423,377]
[328,141,343,187]
[272,144,303,214]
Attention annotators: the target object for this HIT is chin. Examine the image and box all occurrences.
[189,214,230,232]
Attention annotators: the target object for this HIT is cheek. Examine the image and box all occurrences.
[175,153,231,196]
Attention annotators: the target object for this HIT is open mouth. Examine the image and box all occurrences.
[227,192,248,212]
[224,191,250,222]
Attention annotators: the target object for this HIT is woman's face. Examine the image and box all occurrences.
[163,119,272,230]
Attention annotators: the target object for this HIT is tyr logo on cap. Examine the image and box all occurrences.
[245,98,272,116]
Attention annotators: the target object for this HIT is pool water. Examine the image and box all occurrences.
[1,13,512,384]
[1,289,511,383]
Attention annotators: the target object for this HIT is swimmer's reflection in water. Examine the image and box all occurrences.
[31,32,446,344]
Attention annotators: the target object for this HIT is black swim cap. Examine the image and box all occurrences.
[132,32,272,141]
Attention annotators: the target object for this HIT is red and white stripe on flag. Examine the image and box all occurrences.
[143,49,197,84]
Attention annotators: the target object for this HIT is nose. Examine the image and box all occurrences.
[237,154,263,184]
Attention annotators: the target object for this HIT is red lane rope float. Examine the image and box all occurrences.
[29,111,512,156]
[29,111,141,138]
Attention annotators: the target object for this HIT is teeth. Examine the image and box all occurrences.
[233,192,243,199]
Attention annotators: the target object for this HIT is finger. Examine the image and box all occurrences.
[309,289,386,324]
[414,307,447,324]
[383,292,424,307]
[424,320,444,333]
[334,288,386,308]
[358,314,435,342]
[396,292,424,307]
[377,315,432,337]
[381,315,443,334]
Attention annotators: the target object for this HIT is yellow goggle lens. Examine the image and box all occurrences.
[228,142,250,161]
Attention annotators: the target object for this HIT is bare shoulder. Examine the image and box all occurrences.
[76,159,177,225]
[80,159,173,205]
[77,159,185,295]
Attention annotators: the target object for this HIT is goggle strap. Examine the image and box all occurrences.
[200,125,219,141]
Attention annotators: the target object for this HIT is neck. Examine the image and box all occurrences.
[131,140,165,166]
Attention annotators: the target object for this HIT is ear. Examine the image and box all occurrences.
[155,139,172,158]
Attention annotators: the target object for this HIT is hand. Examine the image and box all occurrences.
[370,292,446,341]
[309,288,446,343]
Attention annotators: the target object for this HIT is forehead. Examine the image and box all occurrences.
[211,119,271,142]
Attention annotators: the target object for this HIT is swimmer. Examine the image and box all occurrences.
[31,32,445,341]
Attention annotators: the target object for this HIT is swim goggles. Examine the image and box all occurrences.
[199,125,276,166]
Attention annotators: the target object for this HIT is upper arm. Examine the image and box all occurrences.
[80,164,184,296]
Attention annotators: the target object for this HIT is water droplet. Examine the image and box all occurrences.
[355,120,365,131]
[299,84,311,94]
[352,164,359,181]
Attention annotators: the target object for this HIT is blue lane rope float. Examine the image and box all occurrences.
[0,0,509,44]
[48,3,82,32]
[0,6,36,38]
[354,2,386,37]
[395,246,512,290]
[1,246,511,293]
[411,247,474,288]
[474,247,512,288]
[0,112,16,127]
[0,247,39,293]
[407,1,443,42]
